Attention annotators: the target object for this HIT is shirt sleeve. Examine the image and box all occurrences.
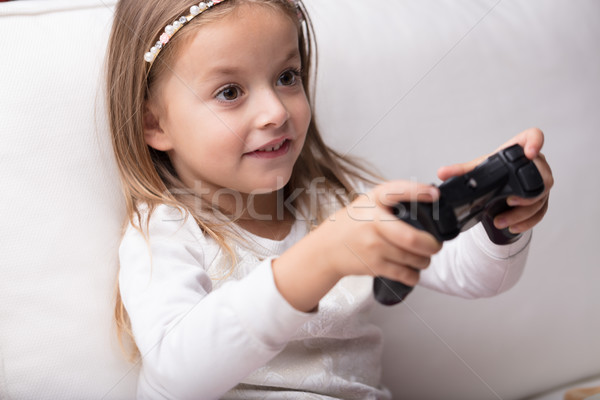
[419,222,532,298]
[118,206,314,400]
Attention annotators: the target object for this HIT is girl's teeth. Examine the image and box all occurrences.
[259,141,285,152]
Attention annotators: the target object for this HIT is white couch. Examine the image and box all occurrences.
[2,1,599,399]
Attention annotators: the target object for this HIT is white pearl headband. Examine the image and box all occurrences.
[143,0,303,66]
[144,0,226,65]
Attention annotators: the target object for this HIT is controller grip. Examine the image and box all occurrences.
[373,276,413,305]
[372,202,438,306]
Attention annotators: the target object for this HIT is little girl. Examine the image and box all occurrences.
[106,0,553,398]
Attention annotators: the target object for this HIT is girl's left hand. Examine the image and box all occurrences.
[436,128,554,235]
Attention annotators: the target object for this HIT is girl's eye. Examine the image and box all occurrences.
[277,69,301,86]
[216,86,242,102]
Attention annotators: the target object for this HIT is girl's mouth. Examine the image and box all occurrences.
[246,139,291,159]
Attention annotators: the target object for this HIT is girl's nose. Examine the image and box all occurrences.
[254,88,289,129]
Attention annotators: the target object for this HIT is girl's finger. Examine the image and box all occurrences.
[494,197,549,231]
[370,180,440,209]
[437,154,488,181]
[508,199,549,234]
[377,261,421,287]
[506,152,553,207]
[379,240,433,271]
[437,128,546,181]
[374,206,443,257]
[533,152,554,191]
[493,127,545,159]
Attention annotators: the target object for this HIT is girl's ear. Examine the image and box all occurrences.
[142,104,173,151]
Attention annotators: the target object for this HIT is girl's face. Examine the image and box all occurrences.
[144,4,311,198]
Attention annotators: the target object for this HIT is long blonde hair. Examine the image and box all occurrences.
[106,0,379,360]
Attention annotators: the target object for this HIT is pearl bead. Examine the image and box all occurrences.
[145,0,229,66]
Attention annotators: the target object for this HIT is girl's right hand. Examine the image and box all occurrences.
[273,180,443,312]
[320,180,443,284]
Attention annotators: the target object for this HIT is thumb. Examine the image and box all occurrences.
[371,180,440,209]
[437,154,488,182]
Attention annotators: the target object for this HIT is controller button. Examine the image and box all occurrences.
[504,145,524,162]
[517,164,544,192]
[467,178,478,189]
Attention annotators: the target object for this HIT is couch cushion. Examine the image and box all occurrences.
[0,1,137,398]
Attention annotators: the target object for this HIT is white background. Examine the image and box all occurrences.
[306,1,600,399]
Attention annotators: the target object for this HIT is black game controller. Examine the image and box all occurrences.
[374,144,545,306]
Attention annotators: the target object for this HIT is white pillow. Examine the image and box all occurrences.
[0,1,137,398]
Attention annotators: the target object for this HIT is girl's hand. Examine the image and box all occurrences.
[321,180,443,283]
[437,128,554,235]
[273,180,443,312]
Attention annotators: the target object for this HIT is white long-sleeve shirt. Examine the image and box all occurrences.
[119,204,531,399]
